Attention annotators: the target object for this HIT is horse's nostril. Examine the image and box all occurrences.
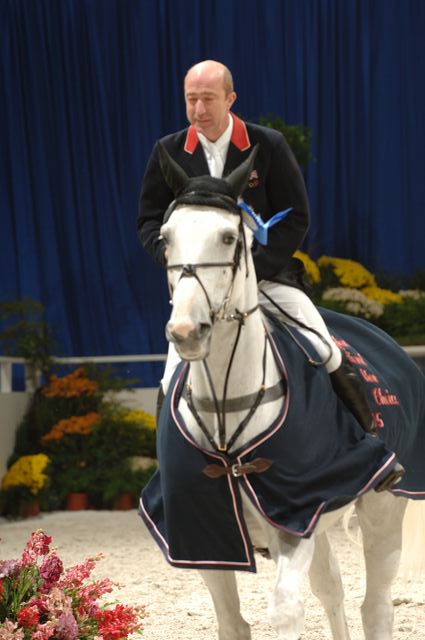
[198,323,211,338]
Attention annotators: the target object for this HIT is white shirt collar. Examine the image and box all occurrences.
[198,115,233,154]
[198,115,233,177]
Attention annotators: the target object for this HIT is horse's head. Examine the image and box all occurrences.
[159,144,258,361]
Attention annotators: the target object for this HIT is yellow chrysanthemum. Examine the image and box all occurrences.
[362,287,403,305]
[318,256,377,289]
[294,251,320,283]
[123,409,156,430]
[1,454,50,495]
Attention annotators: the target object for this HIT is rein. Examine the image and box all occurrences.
[184,326,271,452]
[166,215,277,452]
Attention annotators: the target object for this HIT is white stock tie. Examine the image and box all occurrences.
[209,146,224,178]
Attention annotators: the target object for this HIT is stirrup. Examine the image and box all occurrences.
[375,462,405,492]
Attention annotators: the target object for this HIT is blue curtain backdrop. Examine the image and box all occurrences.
[1,0,425,386]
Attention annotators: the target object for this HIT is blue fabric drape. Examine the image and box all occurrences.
[1,0,424,386]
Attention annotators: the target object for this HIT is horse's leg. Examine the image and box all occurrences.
[309,531,351,640]
[198,569,251,640]
[267,529,315,640]
[355,491,408,640]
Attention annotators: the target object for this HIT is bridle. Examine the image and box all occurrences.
[166,215,255,324]
[165,210,278,453]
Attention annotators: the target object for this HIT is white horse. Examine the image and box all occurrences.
[140,147,425,640]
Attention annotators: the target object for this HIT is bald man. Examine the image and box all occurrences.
[137,60,375,436]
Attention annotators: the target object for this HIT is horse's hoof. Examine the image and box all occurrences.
[375,462,405,492]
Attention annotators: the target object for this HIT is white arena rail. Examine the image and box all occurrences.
[1,347,425,394]
[0,354,167,393]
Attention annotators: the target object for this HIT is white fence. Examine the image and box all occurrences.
[2,346,425,393]
[0,354,167,393]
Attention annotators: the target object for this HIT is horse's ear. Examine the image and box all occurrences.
[158,142,189,194]
[225,144,259,197]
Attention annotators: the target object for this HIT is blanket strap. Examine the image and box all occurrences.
[202,457,273,479]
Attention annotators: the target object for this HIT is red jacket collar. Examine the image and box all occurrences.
[184,113,251,154]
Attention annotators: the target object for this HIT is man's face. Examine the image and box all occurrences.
[184,69,236,142]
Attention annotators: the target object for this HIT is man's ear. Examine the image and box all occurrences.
[227,91,237,110]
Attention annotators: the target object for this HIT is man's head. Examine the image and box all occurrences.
[184,60,237,142]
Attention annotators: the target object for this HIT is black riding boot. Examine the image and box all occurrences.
[156,385,165,425]
[329,355,376,434]
[330,355,405,491]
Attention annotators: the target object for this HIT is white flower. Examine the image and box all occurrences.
[322,287,384,318]
[399,289,425,300]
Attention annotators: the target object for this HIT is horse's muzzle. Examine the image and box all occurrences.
[166,319,212,360]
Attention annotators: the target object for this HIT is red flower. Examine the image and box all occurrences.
[0,580,4,598]
[21,531,52,566]
[17,604,40,628]
[40,553,63,590]
[96,604,143,640]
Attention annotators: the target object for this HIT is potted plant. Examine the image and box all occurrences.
[0,453,50,517]
[101,461,156,510]
[255,115,315,169]
[0,298,55,389]
[54,462,93,510]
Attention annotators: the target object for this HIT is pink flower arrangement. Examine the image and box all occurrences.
[0,530,144,639]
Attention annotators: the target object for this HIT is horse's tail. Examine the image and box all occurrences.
[400,499,425,577]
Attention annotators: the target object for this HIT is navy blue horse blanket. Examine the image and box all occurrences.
[140,309,425,572]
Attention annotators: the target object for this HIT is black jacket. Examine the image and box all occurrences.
[137,114,310,282]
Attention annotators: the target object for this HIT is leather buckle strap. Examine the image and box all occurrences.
[202,457,273,479]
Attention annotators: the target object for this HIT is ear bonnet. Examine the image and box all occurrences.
[158,143,259,222]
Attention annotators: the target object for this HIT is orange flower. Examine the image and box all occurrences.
[42,412,101,442]
[42,368,98,398]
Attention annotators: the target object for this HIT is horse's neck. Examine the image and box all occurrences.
[184,310,283,452]
[189,311,276,397]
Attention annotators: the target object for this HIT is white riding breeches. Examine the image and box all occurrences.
[161,281,342,394]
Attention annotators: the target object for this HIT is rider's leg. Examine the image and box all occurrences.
[259,281,375,434]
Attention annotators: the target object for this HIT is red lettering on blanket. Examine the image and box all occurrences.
[359,368,379,383]
[372,412,385,429]
[333,337,350,349]
[345,352,367,366]
[372,387,400,406]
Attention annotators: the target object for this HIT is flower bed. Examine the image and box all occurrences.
[0,530,144,638]
[0,367,157,516]
[295,251,425,345]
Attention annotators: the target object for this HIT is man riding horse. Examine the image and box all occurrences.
[137,59,403,488]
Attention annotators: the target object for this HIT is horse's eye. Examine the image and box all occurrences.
[160,232,169,245]
[222,233,236,245]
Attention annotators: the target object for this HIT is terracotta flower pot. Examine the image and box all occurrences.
[113,492,134,511]
[66,492,89,511]
[23,499,41,517]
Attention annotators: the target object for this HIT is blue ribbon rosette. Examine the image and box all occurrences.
[239,202,293,245]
